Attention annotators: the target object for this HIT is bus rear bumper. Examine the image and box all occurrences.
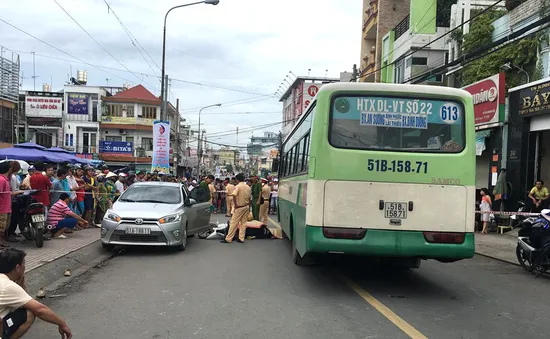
[305,226,475,260]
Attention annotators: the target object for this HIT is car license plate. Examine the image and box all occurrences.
[125,228,151,235]
[31,214,45,223]
[384,202,407,219]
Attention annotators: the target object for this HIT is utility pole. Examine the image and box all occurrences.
[162,74,168,121]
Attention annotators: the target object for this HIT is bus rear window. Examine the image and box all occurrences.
[329,95,465,153]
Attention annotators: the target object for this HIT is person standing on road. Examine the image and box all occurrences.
[82,167,97,227]
[221,173,251,244]
[480,188,493,235]
[259,178,271,224]
[250,176,261,221]
[0,248,72,339]
[225,177,236,217]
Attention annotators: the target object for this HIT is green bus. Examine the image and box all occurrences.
[278,82,475,267]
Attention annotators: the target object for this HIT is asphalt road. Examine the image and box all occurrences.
[26,215,550,339]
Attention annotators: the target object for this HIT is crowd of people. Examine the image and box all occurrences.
[0,159,279,247]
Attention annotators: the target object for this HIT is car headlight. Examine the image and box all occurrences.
[105,212,121,222]
[159,214,181,224]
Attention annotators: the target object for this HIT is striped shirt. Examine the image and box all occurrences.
[47,200,71,227]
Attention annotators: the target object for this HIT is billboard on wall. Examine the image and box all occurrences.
[25,96,63,118]
[303,83,320,112]
[67,93,88,115]
[462,73,505,127]
[99,141,133,157]
[517,79,550,117]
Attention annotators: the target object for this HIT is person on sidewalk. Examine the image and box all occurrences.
[5,161,24,244]
[221,173,251,244]
[0,162,14,248]
[480,188,493,235]
[259,178,271,224]
[82,167,97,226]
[529,180,549,213]
[47,193,88,239]
[0,248,72,339]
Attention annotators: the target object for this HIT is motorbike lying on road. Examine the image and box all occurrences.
[514,209,550,277]
[13,190,47,248]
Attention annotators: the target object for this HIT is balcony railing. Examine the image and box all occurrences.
[363,0,378,32]
[394,14,410,40]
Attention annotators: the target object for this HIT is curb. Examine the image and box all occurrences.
[26,240,114,297]
[40,250,113,295]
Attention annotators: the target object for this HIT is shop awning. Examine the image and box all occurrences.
[475,130,491,156]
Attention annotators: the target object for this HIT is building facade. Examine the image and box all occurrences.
[359,0,411,82]
[0,50,20,145]
[279,76,340,137]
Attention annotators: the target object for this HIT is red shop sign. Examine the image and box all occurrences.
[463,73,505,126]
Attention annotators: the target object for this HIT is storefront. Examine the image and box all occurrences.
[463,73,506,191]
[507,77,550,203]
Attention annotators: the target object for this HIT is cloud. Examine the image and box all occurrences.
[0,0,361,148]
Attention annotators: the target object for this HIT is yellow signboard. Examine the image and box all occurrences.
[101,116,154,125]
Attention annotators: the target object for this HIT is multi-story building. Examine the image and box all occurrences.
[212,147,239,167]
[99,84,178,171]
[0,50,20,145]
[19,88,64,148]
[279,76,339,137]
[257,148,279,178]
[359,0,411,82]
[377,0,451,85]
[62,84,110,155]
[247,132,279,156]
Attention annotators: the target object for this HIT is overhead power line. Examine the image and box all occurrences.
[3,47,273,98]
[102,0,161,77]
[0,17,143,88]
[408,13,550,84]
[52,0,154,88]
[359,0,505,80]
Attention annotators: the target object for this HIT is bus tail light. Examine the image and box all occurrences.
[423,232,465,244]
[323,227,366,240]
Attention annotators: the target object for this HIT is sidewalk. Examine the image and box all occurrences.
[12,228,100,273]
[475,229,518,265]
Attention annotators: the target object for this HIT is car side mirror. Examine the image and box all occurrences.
[186,198,197,206]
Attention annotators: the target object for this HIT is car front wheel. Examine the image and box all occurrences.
[176,224,188,252]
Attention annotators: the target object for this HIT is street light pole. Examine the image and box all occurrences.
[160,0,220,121]
[196,103,221,176]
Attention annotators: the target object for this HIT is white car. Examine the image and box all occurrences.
[100,181,212,251]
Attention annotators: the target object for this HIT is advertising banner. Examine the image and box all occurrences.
[67,93,89,115]
[462,73,505,126]
[517,79,550,117]
[101,116,155,125]
[99,141,133,157]
[25,96,62,118]
[303,83,321,112]
[152,120,171,173]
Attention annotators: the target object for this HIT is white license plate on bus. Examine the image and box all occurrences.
[31,214,45,223]
[125,228,151,235]
[384,202,407,219]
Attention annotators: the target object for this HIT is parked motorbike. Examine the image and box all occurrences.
[510,200,531,227]
[514,209,550,277]
[14,190,47,248]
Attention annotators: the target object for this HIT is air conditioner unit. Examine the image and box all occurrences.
[119,129,127,135]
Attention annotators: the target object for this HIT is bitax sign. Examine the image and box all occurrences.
[463,73,505,127]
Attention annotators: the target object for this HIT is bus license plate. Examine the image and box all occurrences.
[125,228,151,235]
[384,202,407,219]
[31,214,45,223]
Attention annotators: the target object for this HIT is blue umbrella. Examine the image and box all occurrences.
[45,147,91,165]
[0,144,66,162]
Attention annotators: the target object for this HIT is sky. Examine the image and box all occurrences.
[0,0,361,149]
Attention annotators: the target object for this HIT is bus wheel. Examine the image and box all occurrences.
[292,236,315,266]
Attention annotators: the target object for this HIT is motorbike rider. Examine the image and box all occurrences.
[529,180,549,213]
[0,248,72,339]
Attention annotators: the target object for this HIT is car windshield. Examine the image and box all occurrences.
[119,185,181,204]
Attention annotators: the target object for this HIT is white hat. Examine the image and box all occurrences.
[119,173,127,177]
[106,172,117,179]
